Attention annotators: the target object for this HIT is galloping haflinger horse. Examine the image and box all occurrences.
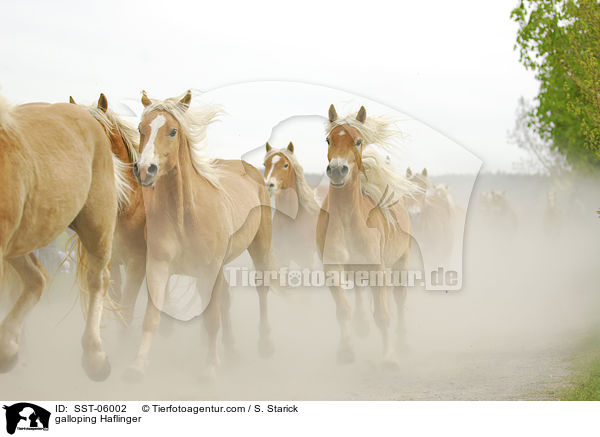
[405,167,458,261]
[263,141,321,270]
[126,91,275,380]
[71,94,148,324]
[0,92,130,381]
[317,105,416,366]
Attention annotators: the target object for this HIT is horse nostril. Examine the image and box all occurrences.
[341,165,348,175]
[326,165,332,177]
[148,164,157,176]
[133,163,139,177]
[268,183,275,188]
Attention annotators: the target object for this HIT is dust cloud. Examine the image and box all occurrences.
[1,175,599,400]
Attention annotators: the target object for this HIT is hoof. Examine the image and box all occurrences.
[82,355,111,382]
[0,352,18,373]
[258,338,275,359]
[353,315,370,338]
[123,366,145,383]
[336,346,355,365]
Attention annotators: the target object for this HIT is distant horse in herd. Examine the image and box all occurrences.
[0,89,473,381]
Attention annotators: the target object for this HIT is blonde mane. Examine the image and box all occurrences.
[264,148,321,214]
[142,93,223,189]
[326,110,419,229]
[0,94,16,135]
[86,105,137,209]
[87,106,139,162]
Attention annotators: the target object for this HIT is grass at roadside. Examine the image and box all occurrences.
[558,331,600,401]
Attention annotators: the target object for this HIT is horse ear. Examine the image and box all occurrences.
[287,142,294,153]
[266,142,272,153]
[422,168,428,177]
[97,93,108,113]
[328,104,338,122]
[141,90,152,107]
[69,96,76,104]
[406,167,412,177]
[356,106,367,123]
[179,90,192,110]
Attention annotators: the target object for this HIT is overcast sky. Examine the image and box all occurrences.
[0,0,538,174]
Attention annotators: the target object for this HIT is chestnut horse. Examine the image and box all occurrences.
[317,105,415,366]
[0,93,129,381]
[127,91,274,379]
[263,141,320,270]
[73,94,147,324]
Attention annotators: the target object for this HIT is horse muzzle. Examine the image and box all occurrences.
[265,179,279,196]
[326,161,349,187]
[133,162,158,187]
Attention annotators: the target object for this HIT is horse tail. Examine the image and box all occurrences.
[65,234,90,311]
[112,154,132,211]
[67,234,123,320]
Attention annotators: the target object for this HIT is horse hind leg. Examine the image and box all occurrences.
[108,258,122,303]
[72,206,117,381]
[372,284,397,369]
[201,268,225,380]
[353,286,370,338]
[220,275,239,364]
[329,281,354,364]
[119,255,146,326]
[392,255,409,351]
[0,253,48,372]
[247,205,275,358]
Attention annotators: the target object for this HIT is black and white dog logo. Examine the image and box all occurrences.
[3,403,50,435]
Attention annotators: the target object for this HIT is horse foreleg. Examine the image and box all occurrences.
[108,258,122,303]
[0,254,47,372]
[329,282,354,364]
[220,276,239,363]
[202,269,224,380]
[353,286,370,338]
[393,284,407,350]
[393,255,409,350]
[120,256,146,325]
[256,284,274,358]
[125,260,169,381]
[372,285,396,368]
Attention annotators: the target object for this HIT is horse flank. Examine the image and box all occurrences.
[142,93,224,189]
[264,147,321,214]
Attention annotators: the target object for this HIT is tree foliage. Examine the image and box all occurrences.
[511,0,600,173]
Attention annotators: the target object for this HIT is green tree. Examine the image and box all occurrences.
[511,0,600,173]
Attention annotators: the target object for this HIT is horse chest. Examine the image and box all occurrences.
[322,215,381,265]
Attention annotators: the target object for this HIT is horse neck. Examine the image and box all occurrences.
[152,136,210,232]
[110,132,142,218]
[274,171,301,215]
[327,168,363,223]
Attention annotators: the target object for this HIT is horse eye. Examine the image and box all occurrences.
[169,129,177,137]
[326,138,330,145]
[284,163,289,169]
[355,138,362,147]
